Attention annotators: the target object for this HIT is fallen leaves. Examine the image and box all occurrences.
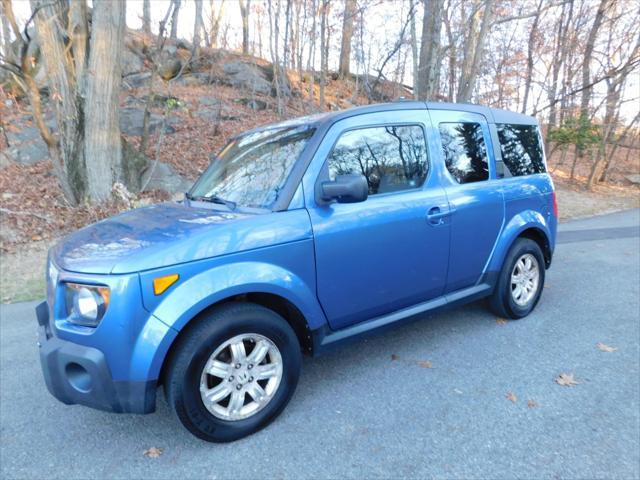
[596,342,617,352]
[556,373,579,386]
[496,317,508,325]
[506,391,517,403]
[390,354,433,369]
[527,400,538,408]
[143,447,163,458]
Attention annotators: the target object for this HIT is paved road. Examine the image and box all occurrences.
[1,210,639,479]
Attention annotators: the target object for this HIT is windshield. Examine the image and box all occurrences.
[189,125,315,209]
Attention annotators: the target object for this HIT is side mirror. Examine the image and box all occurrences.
[320,174,368,204]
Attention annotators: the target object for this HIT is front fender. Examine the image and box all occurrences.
[486,209,553,274]
[138,237,325,332]
[148,260,326,332]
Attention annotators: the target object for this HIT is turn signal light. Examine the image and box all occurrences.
[153,274,179,295]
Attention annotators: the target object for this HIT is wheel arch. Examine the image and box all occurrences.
[518,227,552,268]
[488,211,553,276]
[157,291,316,387]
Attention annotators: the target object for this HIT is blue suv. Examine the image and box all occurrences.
[36,102,557,442]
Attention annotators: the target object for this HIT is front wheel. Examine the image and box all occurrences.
[488,238,545,319]
[164,302,301,442]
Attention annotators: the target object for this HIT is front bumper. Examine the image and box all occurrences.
[36,301,156,414]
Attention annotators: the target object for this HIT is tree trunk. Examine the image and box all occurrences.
[31,0,86,204]
[319,0,329,110]
[1,2,12,57]
[84,0,126,202]
[143,0,151,35]
[170,0,181,40]
[283,0,292,70]
[545,0,573,154]
[601,111,640,182]
[338,0,356,78]
[521,0,543,114]
[416,0,444,99]
[239,0,250,55]
[193,0,204,52]
[577,0,609,158]
[457,0,493,103]
[410,5,419,99]
[209,0,225,48]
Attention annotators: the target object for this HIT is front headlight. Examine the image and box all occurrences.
[64,283,110,327]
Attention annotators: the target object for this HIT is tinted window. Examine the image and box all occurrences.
[327,125,429,195]
[497,124,546,176]
[438,122,489,183]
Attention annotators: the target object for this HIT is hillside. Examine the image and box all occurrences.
[0,30,638,256]
[0,30,409,252]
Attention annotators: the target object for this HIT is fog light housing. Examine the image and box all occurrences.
[64,283,110,327]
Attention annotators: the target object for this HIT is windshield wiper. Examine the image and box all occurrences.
[186,192,236,210]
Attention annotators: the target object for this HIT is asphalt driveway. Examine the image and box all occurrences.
[1,209,639,479]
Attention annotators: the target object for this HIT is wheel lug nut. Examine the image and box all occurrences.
[248,364,253,369]
[249,376,254,382]
[228,376,234,382]
[236,384,242,390]
[235,363,241,369]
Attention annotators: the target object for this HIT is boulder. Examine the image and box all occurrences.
[4,125,48,165]
[158,58,182,81]
[195,109,238,122]
[222,61,272,95]
[0,151,13,169]
[626,174,640,185]
[121,48,145,76]
[176,73,208,87]
[119,108,177,136]
[239,98,267,111]
[141,161,192,194]
[122,71,152,89]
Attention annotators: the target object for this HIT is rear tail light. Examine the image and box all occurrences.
[552,191,558,218]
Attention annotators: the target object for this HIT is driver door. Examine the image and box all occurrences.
[303,110,451,330]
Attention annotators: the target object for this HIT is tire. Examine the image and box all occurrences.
[164,302,302,442]
[488,238,545,319]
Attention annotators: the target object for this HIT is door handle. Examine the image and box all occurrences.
[427,206,450,225]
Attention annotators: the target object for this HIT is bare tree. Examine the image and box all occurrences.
[2,0,131,204]
[170,0,181,40]
[457,0,494,102]
[338,0,356,78]
[416,0,444,99]
[142,0,151,35]
[521,0,543,114]
[209,0,225,48]
[193,0,205,52]
[239,0,251,55]
[319,0,330,109]
[577,0,610,156]
[409,2,419,99]
[84,0,126,202]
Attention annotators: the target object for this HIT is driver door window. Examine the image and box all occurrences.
[327,125,429,195]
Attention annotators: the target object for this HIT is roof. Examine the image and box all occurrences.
[241,100,537,137]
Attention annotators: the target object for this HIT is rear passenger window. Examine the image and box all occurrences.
[327,125,429,195]
[438,122,489,184]
[496,124,546,176]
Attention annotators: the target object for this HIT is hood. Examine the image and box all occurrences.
[52,202,312,274]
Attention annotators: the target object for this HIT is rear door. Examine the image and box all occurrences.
[304,110,451,330]
[427,109,505,293]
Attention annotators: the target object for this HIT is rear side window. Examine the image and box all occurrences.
[327,125,429,195]
[438,122,489,184]
[496,124,546,176]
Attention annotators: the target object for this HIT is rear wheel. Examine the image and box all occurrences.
[489,238,545,319]
[164,302,301,442]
